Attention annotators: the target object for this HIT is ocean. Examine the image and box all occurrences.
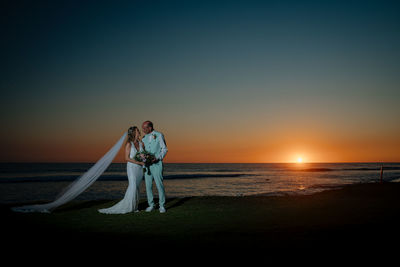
[1,162,399,204]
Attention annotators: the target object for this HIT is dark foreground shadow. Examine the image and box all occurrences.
[166,197,192,209]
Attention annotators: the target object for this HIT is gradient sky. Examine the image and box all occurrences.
[1,0,399,163]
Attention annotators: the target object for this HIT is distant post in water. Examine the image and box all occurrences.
[380,165,384,183]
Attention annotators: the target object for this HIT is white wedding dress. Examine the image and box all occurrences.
[12,132,128,213]
[98,141,144,214]
[11,132,144,214]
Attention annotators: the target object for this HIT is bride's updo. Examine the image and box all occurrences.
[127,126,139,143]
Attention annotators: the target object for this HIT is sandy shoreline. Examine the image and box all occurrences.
[2,182,400,256]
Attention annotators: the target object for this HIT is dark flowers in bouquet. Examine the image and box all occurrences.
[134,150,156,175]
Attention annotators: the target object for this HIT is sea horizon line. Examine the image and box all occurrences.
[1,161,399,164]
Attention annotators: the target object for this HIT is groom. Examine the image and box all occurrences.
[142,121,168,213]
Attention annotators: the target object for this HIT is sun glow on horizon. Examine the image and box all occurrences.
[297,157,303,163]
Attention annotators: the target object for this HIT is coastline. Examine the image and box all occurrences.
[3,182,400,255]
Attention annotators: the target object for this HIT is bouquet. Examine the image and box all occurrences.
[134,150,156,175]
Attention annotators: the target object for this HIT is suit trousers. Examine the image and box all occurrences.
[144,161,165,208]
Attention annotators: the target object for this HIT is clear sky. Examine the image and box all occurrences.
[1,0,399,163]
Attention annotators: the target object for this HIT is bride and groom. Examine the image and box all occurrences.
[11,121,167,214]
[99,121,168,214]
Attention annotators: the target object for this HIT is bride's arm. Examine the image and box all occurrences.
[125,142,144,165]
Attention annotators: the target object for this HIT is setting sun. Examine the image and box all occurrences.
[297,157,303,163]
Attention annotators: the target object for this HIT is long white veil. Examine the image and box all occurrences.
[11,132,128,213]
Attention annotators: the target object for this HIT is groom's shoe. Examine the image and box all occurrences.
[145,206,154,212]
[159,207,166,213]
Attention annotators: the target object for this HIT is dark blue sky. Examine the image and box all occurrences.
[1,0,400,162]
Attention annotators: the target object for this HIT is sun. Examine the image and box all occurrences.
[297,157,303,163]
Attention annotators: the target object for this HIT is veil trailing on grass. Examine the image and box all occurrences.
[11,132,128,213]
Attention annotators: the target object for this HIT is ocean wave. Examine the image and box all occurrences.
[0,173,252,183]
[214,169,245,172]
[164,173,247,179]
[342,167,400,171]
[295,168,334,172]
[0,175,127,183]
[308,183,348,189]
[292,166,400,172]
[342,168,379,171]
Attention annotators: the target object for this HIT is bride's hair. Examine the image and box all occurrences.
[127,126,139,144]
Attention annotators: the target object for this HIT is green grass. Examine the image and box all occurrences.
[3,183,400,254]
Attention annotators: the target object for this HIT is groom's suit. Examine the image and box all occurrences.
[142,130,168,208]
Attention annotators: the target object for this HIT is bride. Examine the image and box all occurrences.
[11,126,144,213]
[99,126,145,214]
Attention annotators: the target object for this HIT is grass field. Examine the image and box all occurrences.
[3,182,400,258]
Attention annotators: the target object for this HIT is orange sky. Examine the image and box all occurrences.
[2,120,399,163]
[1,1,400,163]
